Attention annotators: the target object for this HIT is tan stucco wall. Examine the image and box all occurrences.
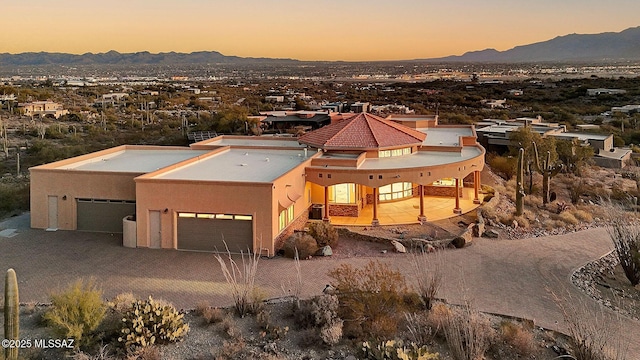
[30,169,139,230]
[134,180,275,253]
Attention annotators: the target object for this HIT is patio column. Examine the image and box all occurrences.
[372,187,380,226]
[453,178,462,214]
[323,186,330,222]
[418,185,427,224]
[473,170,481,204]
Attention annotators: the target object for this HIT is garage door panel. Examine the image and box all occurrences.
[77,199,135,233]
[178,216,253,253]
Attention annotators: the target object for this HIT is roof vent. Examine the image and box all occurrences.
[240,163,248,166]
[265,157,270,162]
[244,152,249,156]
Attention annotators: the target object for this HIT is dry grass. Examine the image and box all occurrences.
[571,209,594,223]
[108,292,137,313]
[557,211,580,225]
[442,302,496,360]
[214,243,261,317]
[499,320,536,356]
[410,250,444,310]
[195,302,225,325]
[405,312,434,345]
[550,289,627,360]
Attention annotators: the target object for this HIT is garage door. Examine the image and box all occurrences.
[177,213,253,253]
[77,199,136,233]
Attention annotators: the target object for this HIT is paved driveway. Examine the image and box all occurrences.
[1,214,639,358]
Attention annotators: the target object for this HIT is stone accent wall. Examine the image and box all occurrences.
[273,209,309,254]
[328,204,359,217]
[423,186,463,197]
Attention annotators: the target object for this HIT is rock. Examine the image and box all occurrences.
[484,229,499,238]
[380,249,387,254]
[474,222,485,237]
[512,219,518,229]
[390,240,406,253]
[316,245,333,257]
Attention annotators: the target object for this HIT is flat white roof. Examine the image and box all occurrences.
[356,147,483,170]
[197,137,306,148]
[418,127,473,146]
[554,132,610,141]
[56,149,209,173]
[155,149,309,182]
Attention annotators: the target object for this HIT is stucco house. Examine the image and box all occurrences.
[30,113,485,255]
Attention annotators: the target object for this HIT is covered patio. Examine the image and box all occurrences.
[329,187,483,226]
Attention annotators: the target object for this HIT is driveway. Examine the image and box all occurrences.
[1,213,639,358]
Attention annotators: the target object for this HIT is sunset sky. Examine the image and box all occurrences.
[3,0,639,61]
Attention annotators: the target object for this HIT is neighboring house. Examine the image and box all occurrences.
[260,110,332,131]
[481,99,507,109]
[265,95,285,103]
[587,88,627,96]
[611,105,640,114]
[350,102,370,113]
[19,101,69,119]
[30,113,485,255]
[508,89,523,96]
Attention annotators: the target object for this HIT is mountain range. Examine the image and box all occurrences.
[424,26,640,63]
[1,26,639,65]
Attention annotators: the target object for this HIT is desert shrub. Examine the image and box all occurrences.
[405,312,434,346]
[195,302,225,325]
[220,315,241,340]
[329,260,409,339]
[499,321,535,356]
[307,221,339,247]
[410,251,443,310]
[293,294,343,345]
[283,232,318,259]
[44,279,107,349]
[442,303,496,360]
[118,296,189,351]
[557,211,579,225]
[108,293,137,313]
[124,346,161,360]
[256,309,289,340]
[425,303,452,339]
[524,194,543,208]
[571,209,593,223]
[214,338,247,360]
[214,248,260,317]
[513,215,530,229]
[487,154,517,180]
[607,219,640,286]
[362,340,440,360]
[71,345,117,360]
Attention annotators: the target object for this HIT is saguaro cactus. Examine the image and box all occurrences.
[533,142,563,205]
[4,268,19,360]
[516,148,525,216]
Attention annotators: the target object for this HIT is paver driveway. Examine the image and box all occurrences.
[1,214,639,358]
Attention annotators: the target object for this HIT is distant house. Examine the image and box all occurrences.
[260,110,332,131]
[19,101,69,119]
[611,105,640,114]
[350,102,370,113]
[481,99,507,109]
[587,88,627,96]
[265,95,285,103]
[508,89,523,96]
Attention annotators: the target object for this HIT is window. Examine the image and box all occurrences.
[379,182,413,201]
[329,183,356,204]
[378,147,411,158]
[279,205,295,231]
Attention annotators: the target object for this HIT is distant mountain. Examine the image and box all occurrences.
[423,26,640,63]
[0,50,299,66]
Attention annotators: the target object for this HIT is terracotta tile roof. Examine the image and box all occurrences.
[298,112,426,150]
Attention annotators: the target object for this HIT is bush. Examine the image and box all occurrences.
[307,221,339,247]
[362,340,440,360]
[571,209,593,223]
[607,219,640,286]
[118,296,189,351]
[499,321,535,356]
[293,295,343,345]
[558,212,579,225]
[442,303,496,360]
[256,309,289,340]
[195,302,225,325]
[44,279,107,349]
[108,292,137,313]
[487,154,517,180]
[329,260,409,339]
[283,232,318,259]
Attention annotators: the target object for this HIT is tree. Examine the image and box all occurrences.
[556,139,594,176]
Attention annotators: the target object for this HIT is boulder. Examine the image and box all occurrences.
[484,229,499,238]
[390,240,407,253]
[316,245,333,257]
